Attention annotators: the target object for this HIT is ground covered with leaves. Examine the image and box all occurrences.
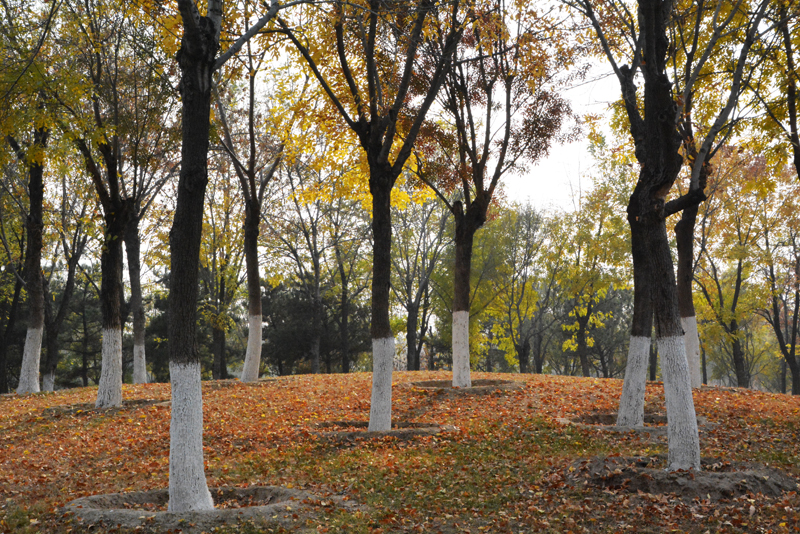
[1,371,799,533]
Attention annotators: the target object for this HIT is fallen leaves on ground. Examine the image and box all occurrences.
[1,371,798,533]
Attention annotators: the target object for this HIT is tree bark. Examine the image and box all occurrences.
[15,130,48,394]
[576,303,593,377]
[0,275,23,394]
[617,222,654,428]
[452,200,484,388]
[95,201,129,407]
[339,263,351,374]
[368,169,394,431]
[125,213,148,384]
[648,337,657,381]
[517,339,530,374]
[240,204,262,382]
[212,323,227,380]
[167,2,218,512]
[610,0,701,471]
[311,290,322,374]
[406,304,419,371]
[42,249,80,392]
[675,203,702,388]
[729,319,749,388]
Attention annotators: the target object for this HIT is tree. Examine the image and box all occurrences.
[41,166,91,390]
[391,192,450,371]
[0,161,28,393]
[0,0,60,395]
[693,147,767,388]
[479,203,554,374]
[213,29,306,382]
[325,190,372,374]
[558,145,631,377]
[754,161,800,394]
[419,1,575,387]
[199,164,245,380]
[280,0,465,430]
[165,0,303,512]
[570,0,769,471]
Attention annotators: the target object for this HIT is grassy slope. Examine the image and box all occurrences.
[1,371,799,533]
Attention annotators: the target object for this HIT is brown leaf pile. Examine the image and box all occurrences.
[1,371,798,533]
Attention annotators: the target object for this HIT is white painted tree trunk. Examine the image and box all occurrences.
[240,315,262,382]
[659,335,701,471]
[616,335,649,428]
[681,316,702,389]
[16,327,43,394]
[452,310,471,388]
[368,337,394,432]
[132,343,148,384]
[42,370,55,392]
[168,361,214,511]
[95,327,123,408]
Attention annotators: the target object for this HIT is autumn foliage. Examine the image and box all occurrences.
[1,372,798,533]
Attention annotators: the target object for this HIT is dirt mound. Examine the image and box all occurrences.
[568,456,798,501]
[62,485,355,533]
[408,378,523,394]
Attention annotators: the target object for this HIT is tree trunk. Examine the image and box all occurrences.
[406,304,419,371]
[212,275,228,380]
[167,8,217,512]
[311,292,321,374]
[17,132,47,395]
[42,242,81,392]
[611,0,701,471]
[81,297,90,387]
[95,203,128,408]
[533,333,545,374]
[617,223,654,428]
[368,171,394,431]
[339,272,350,374]
[240,204,262,382]
[648,337,657,381]
[675,204,702,388]
[212,325,227,380]
[452,201,481,388]
[125,213,148,384]
[576,307,592,377]
[0,275,23,393]
[702,344,707,386]
[517,339,530,374]
[642,217,700,471]
[730,320,750,388]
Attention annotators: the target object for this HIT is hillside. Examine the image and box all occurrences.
[1,371,799,533]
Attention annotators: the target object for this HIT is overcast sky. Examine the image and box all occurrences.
[504,66,620,213]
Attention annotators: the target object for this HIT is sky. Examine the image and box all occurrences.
[504,65,620,213]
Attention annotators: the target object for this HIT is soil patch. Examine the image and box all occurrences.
[313,420,457,443]
[62,485,356,533]
[567,456,798,501]
[408,379,523,395]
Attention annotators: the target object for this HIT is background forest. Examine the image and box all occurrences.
[1,0,799,397]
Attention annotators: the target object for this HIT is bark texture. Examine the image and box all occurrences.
[368,337,394,431]
[15,130,48,395]
[125,215,148,384]
[240,206,262,382]
[95,203,129,407]
[167,1,219,512]
[451,200,485,388]
[168,361,214,511]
